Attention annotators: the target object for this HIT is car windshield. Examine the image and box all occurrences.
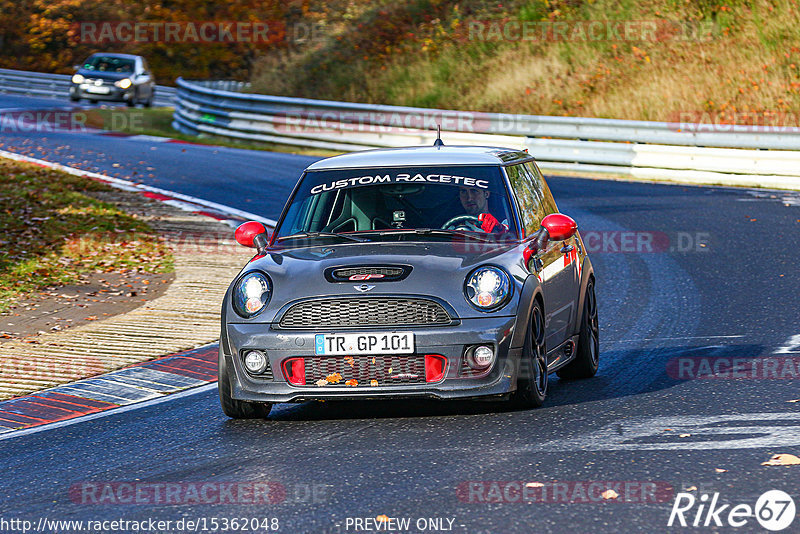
[274,165,519,243]
[83,56,134,73]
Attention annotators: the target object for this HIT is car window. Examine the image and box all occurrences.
[275,166,519,240]
[525,161,558,215]
[506,163,545,237]
[83,55,134,73]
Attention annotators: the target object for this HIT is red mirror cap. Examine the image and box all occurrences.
[235,221,268,248]
[541,213,577,241]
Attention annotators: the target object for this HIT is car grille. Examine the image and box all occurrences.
[303,355,426,386]
[278,298,451,328]
[333,266,404,278]
[325,265,411,283]
[459,358,490,378]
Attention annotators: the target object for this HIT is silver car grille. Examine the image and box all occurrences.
[279,297,451,328]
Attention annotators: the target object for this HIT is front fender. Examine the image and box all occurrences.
[570,255,594,336]
[510,274,545,349]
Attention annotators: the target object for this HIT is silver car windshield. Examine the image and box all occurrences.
[275,166,519,241]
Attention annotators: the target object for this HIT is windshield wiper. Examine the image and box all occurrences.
[370,228,496,243]
[277,231,368,243]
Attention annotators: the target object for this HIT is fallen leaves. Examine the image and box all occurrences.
[370,379,379,386]
[714,468,727,473]
[345,379,358,387]
[376,515,389,523]
[344,356,354,367]
[761,453,800,466]
[525,482,544,488]
[315,378,328,387]
[601,489,619,500]
[325,372,342,384]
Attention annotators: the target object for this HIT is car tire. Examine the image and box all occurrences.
[143,91,154,108]
[557,279,599,380]
[219,350,272,419]
[512,300,548,408]
[69,96,80,102]
[88,99,97,104]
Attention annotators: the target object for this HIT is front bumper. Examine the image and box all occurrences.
[222,316,522,403]
[70,84,133,102]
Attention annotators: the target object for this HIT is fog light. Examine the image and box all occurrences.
[244,350,267,374]
[467,345,495,370]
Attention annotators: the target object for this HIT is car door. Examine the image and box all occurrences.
[506,162,577,352]
[137,58,154,98]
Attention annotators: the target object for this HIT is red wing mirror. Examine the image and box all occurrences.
[540,213,578,242]
[235,221,269,252]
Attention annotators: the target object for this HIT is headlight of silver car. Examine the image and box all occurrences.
[72,74,85,84]
[464,266,511,310]
[115,78,133,89]
[233,272,271,318]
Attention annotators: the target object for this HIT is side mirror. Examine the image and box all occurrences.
[540,213,577,241]
[523,213,577,271]
[73,65,80,70]
[235,221,269,254]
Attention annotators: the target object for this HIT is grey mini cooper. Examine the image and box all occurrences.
[219,145,598,418]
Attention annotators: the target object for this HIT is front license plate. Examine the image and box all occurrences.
[315,332,414,355]
[86,86,110,94]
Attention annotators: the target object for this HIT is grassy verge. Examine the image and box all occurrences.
[0,158,173,313]
[249,0,800,122]
[83,108,340,157]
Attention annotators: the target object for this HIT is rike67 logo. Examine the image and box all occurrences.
[668,490,796,531]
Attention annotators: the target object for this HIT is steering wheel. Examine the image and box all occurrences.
[442,215,483,232]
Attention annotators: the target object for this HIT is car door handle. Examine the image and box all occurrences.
[560,244,574,254]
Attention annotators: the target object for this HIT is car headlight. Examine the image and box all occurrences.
[233,272,271,318]
[72,74,84,84]
[464,266,511,310]
[115,78,133,89]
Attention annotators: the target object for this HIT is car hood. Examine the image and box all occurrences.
[236,240,527,322]
[75,69,132,82]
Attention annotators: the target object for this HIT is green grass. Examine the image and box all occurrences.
[248,0,800,122]
[0,159,173,313]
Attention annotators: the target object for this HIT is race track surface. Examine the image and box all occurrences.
[1,95,799,533]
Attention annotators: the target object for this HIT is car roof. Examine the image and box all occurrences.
[305,145,533,171]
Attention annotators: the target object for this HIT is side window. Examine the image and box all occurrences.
[506,164,542,238]
[525,161,558,215]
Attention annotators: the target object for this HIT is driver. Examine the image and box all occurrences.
[458,186,509,233]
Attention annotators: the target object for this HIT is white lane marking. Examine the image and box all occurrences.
[775,334,800,354]
[608,335,745,343]
[0,383,217,442]
[0,149,276,226]
[538,412,800,451]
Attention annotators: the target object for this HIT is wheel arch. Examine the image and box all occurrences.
[510,274,545,350]
[571,255,595,336]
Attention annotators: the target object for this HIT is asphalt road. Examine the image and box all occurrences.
[1,95,799,533]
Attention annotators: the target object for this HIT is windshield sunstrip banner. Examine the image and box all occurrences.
[309,173,490,194]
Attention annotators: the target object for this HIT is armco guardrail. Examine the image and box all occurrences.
[0,68,176,107]
[169,77,798,190]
